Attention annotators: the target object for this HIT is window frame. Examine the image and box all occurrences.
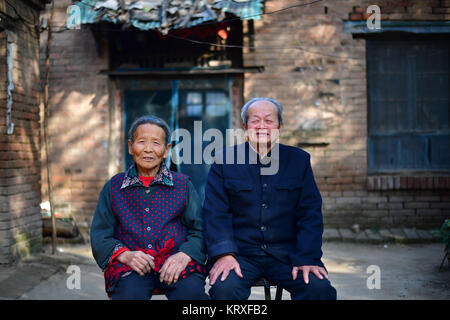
[366,33,450,175]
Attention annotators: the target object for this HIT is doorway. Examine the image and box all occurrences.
[124,76,230,200]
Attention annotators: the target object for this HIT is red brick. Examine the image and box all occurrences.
[433,176,440,188]
[374,177,380,190]
[407,177,415,189]
[438,177,446,189]
[400,176,408,189]
[362,12,371,20]
[349,13,363,20]
[419,177,427,189]
[426,177,434,189]
[432,7,450,13]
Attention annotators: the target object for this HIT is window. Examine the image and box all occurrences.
[185,92,203,117]
[367,35,450,173]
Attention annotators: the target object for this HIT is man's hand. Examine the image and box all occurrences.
[159,252,192,285]
[117,250,155,276]
[292,265,328,284]
[209,255,243,285]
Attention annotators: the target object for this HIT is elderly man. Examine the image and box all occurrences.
[203,97,337,300]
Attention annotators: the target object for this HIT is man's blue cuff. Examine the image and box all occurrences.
[208,239,238,259]
[289,254,324,268]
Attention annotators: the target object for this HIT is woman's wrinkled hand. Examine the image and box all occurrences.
[159,252,192,285]
[117,250,155,276]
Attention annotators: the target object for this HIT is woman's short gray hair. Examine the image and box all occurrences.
[241,97,283,127]
[128,115,171,145]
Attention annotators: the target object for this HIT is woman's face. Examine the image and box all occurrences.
[128,123,170,176]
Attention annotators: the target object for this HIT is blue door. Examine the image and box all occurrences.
[124,77,230,201]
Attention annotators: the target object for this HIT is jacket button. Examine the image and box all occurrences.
[145,208,150,212]
[145,189,150,194]
[147,244,152,249]
[147,227,151,231]
[261,244,267,249]
[260,226,267,231]
[262,183,268,189]
[262,203,268,209]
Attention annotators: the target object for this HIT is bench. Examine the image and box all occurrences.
[253,278,284,300]
[152,278,284,300]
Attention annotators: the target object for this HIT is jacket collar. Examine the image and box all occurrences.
[120,162,174,190]
[246,141,279,164]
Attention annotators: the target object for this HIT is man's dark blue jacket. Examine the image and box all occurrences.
[203,142,325,268]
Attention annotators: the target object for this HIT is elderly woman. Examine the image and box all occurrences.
[91,115,208,300]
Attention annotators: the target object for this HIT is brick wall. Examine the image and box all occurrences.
[242,0,450,229]
[39,2,246,229]
[41,0,450,232]
[39,0,110,228]
[0,0,46,263]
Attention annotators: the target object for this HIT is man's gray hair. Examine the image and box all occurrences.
[241,97,283,127]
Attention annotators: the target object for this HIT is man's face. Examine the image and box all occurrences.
[243,100,282,146]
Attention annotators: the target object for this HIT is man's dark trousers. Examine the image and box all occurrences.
[209,252,337,300]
